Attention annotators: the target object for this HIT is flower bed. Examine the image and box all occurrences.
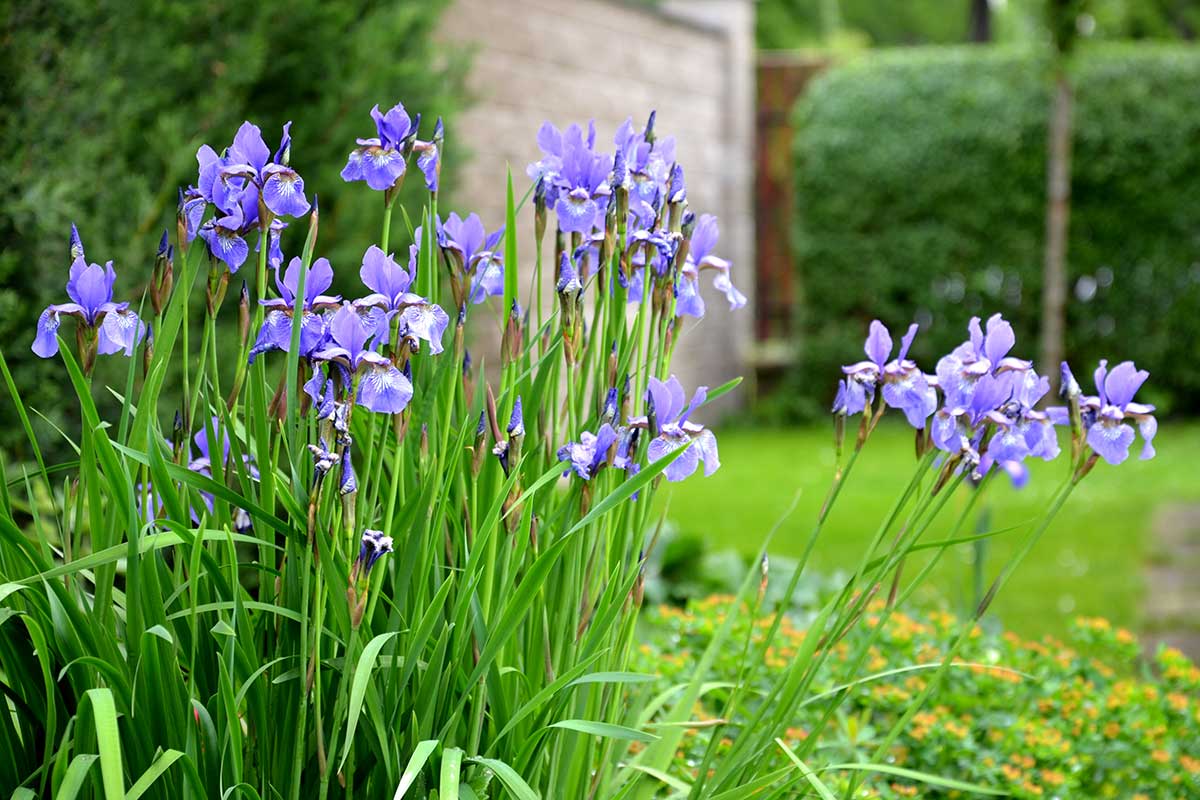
[637,596,1200,798]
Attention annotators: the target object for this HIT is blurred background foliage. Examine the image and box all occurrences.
[757,0,1200,50]
[0,0,466,459]
[772,44,1200,420]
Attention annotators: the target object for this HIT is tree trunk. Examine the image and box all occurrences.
[1039,71,1073,386]
[969,0,991,42]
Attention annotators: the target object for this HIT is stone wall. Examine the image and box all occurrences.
[437,0,755,410]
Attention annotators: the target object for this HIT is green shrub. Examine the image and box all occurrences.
[784,45,1200,420]
[636,595,1200,798]
[0,0,465,459]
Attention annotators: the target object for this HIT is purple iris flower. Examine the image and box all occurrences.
[840,321,937,429]
[438,213,505,304]
[353,245,450,354]
[930,370,1011,468]
[527,120,597,206]
[249,257,341,362]
[312,304,413,414]
[558,423,619,480]
[553,125,613,234]
[1050,360,1156,465]
[33,232,144,359]
[341,102,414,191]
[218,121,311,218]
[613,114,676,213]
[935,314,1032,414]
[640,376,720,482]
[528,120,613,234]
[191,122,307,272]
[677,214,746,317]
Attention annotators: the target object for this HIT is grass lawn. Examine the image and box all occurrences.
[655,421,1200,639]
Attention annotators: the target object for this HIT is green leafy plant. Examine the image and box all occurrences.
[637,596,1200,798]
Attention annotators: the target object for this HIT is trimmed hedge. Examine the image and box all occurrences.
[0,0,464,458]
[783,45,1200,419]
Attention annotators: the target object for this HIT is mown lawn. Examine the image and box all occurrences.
[655,421,1200,638]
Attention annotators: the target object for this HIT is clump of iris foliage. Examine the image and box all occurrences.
[637,597,1200,799]
[0,94,1159,799]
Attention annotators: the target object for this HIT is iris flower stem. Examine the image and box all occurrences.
[289,501,318,799]
[860,474,1077,788]
[381,195,396,253]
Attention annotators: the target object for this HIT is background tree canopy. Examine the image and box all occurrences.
[0,0,466,458]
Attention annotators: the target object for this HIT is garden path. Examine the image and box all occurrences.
[1145,502,1200,661]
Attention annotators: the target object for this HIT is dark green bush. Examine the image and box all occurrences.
[0,0,465,458]
[784,45,1200,420]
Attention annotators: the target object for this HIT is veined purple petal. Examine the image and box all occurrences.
[1087,419,1134,465]
[200,224,249,272]
[97,309,144,356]
[690,214,720,261]
[416,143,439,192]
[357,362,413,414]
[555,191,598,234]
[931,410,962,453]
[248,310,293,363]
[882,371,934,429]
[694,429,720,476]
[341,149,365,182]
[32,308,62,357]
[261,165,311,218]
[649,430,699,482]
[328,303,377,359]
[1093,359,1110,406]
[360,146,406,191]
[399,302,450,354]
[469,255,505,304]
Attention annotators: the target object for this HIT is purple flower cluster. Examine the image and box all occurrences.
[529,113,746,323]
[248,244,448,416]
[32,226,146,362]
[834,314,1158,485]
[557,375,719,485]
[340,102,440,193]
[185,122,311,272]
[436,212,505,306]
